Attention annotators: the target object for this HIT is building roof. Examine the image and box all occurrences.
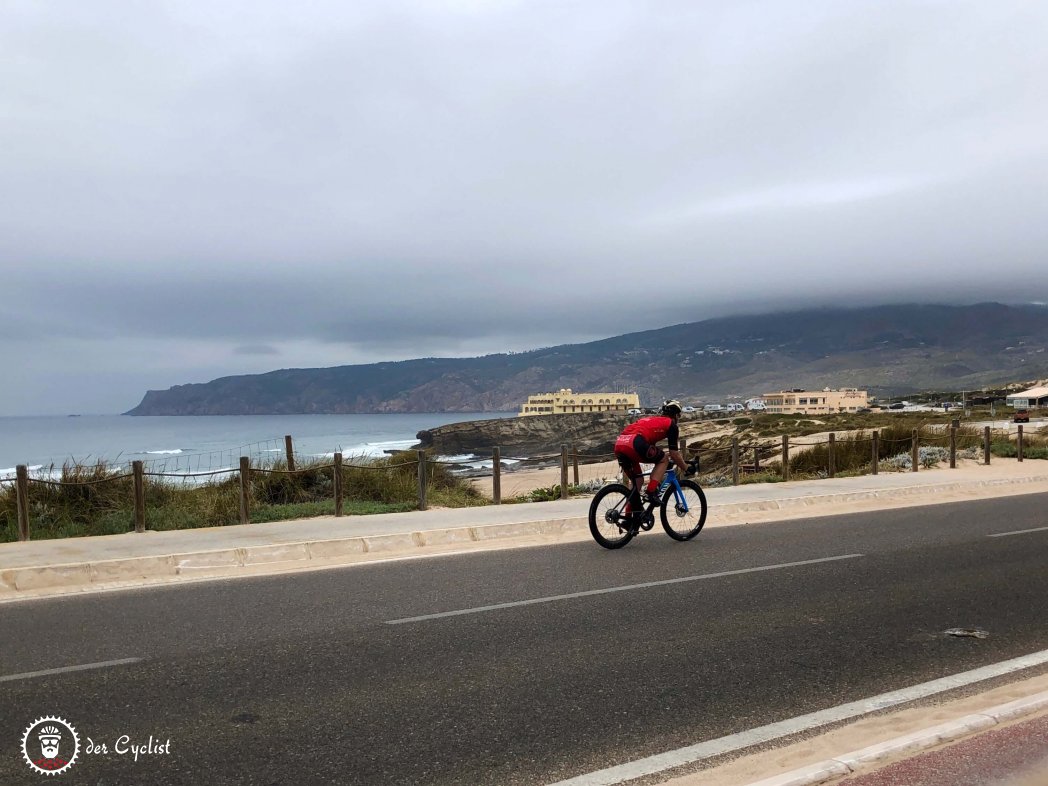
[1007,386,1048,399]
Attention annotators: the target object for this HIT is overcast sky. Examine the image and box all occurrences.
[3,0,1048,414]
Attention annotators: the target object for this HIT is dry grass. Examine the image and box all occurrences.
[0,452,486,542]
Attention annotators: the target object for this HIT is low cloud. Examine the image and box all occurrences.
[233,344,281,356]
[2,0,1048,413]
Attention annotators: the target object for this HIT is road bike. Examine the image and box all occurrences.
[588,458,707,549]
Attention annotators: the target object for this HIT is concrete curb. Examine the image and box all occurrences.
[712,475,1048,516]
[745,691,1048,786]
[0,516,589,598]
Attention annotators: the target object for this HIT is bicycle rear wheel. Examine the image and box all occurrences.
[660,479,707,541]
[588,483,636,549]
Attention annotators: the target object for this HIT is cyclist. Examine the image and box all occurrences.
[614,399,691,526]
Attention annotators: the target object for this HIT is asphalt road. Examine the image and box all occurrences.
[2,493,1048,785]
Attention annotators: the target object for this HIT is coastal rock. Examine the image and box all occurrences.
[416,413,629,458]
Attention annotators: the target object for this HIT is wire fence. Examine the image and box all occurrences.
[3,422,1046,543]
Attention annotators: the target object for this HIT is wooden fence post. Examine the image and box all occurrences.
[417,450,428,511]
[492,447,502,505]
[754,444,760,473]
[133,460,146,533]
[731,438,739,486]
[911,428,919,472]
[572,443,579,486]
[984,426,991,465]
[872,431,879,475]
[285,435,295,471]
[15,465,30,542]
[239,456,251,525]
[949,420,958,469]
[560,445,569,499]
[828,433,836,478]
[333,453,343,517]
[781,435,789,481]
[1018,425,1024,462]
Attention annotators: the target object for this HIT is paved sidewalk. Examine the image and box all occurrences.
[2,459,1048,600]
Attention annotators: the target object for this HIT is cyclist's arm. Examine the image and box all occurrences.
[666,422,686,471]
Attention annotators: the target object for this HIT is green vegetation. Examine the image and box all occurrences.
[991,426,1048,459]
[0,452,485,543]
[507,477,608,503]
[787,421,984,477]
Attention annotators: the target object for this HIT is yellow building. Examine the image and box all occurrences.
[762,388,868,414]
[518,388,640,416]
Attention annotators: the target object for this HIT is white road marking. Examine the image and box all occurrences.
[546,648,1048,786]
[0,657,142,683]
[385,554,864,624]
[988,525,1048,538]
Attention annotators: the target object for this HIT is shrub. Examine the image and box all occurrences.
[883,453,912,471]
[991,441,1017,458]
[700,474,732,488]
[514,480,602,502]
[919,446,948,468]
[789,431,874,475]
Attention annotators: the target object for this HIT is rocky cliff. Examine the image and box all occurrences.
[416,412,630,457]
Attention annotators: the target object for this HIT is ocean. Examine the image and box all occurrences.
[0,413,510,479]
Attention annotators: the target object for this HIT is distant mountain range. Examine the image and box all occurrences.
[125,303,1048,415]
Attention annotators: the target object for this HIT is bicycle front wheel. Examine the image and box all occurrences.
[588,483,636,549]
[660,479,707,541]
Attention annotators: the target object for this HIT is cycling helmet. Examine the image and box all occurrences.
[661,399,683,417]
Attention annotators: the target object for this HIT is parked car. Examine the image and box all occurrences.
[682,406,695,413]
[627,408,642,416]
[1014,409,1030,423]
[888,402,905,410]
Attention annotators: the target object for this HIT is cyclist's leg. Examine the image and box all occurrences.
[622,463,643,512]
[627,469,644,513]
[615,436,645,514]
[640,439,669,497]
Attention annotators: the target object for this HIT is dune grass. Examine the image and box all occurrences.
[787,421,985,477]
[0,451,486,542]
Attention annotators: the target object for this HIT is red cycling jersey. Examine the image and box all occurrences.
[614,415,681,480]
[620,416,679,450]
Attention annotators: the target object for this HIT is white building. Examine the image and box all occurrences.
[762,388,868,415]
[519,388,640,416]
[1005,386,1048,409]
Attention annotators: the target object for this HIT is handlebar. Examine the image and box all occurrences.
[673,457,700,476]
